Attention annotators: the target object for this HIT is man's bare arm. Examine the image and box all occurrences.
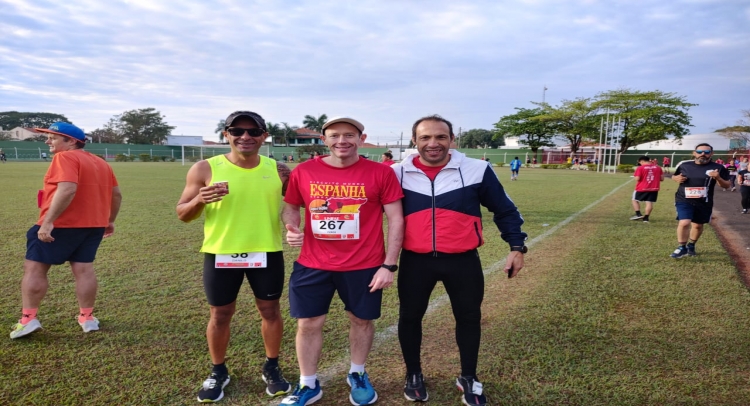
[176,161,219,223]
[37,182,77,242]
[382,200,404,265]
[277,161,291,196]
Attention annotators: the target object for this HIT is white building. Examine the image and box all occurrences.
[7,127,47,141]
[632,133,747,151]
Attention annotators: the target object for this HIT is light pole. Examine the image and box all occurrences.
[542,85,548,104]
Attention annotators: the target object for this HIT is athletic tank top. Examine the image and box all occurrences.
[201,154,282,253]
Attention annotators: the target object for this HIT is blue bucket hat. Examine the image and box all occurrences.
[35,122,86,142]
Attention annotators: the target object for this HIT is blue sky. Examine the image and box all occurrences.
[1,0,748,143]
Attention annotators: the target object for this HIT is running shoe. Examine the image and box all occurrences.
[279,381,322,405]
[404,372,428,402]
[262,365,292,397]
[670,246,688,259]
[347,372,378,405]
[9,318,42,339]
[686,244,697,257]
[629,215,644,220]
[456,375,487,406]
[642,219,649,223]
[79,317,99,333]
[197,372,230,403]
[742,209,748,214]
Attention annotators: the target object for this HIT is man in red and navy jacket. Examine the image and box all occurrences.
[392,115,527,406]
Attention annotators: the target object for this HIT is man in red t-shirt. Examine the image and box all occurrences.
[10,122,121,339]
[630,156,664,223]
[280,117,404,405]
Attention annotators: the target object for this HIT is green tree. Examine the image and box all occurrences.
[592,89,696,153]
[494,107,556,159]
[536,98,600,155]
[109,108,175,145]
[215,119,226,143]
[302,114,328,133]
[266,122,284,145]
[281,122,299,147]
[0,111,72,130]
[458,129,504,149]
[716,109,750,149]
[89,118,125,144]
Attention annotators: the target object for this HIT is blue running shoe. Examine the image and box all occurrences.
[670,246,688,259]
[686,244,697,256]
[279,381,322,405]
[347,372,378,405]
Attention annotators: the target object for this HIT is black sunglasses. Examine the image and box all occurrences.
[227,128,265,137]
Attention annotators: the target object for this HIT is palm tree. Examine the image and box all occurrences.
[302,114,328,133]
[215,119,226,143]
[281,122,299,147]
[266,122,282,145]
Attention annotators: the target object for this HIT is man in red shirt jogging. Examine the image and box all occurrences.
[630,156,664,223]
[280,117,404,406]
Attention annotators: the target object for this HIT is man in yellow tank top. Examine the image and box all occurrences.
[177,111,292,403]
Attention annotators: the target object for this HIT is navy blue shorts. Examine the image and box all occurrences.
[25,225,105,265]
[675,201,713,224]
[203,251,285,306]
[289,262,382,320]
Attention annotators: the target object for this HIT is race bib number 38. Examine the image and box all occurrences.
[311,213,359,240]
[685,187,707,199]
[215,252,267,268]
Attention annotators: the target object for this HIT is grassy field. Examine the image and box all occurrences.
[1,162,748,405]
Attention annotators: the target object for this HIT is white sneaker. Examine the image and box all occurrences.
[10,318,42,339]
[79,317,100,333]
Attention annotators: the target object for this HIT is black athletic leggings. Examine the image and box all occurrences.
[741,187,750,210]
[398,249,484,377]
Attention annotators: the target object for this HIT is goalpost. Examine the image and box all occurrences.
[178,144,271,165]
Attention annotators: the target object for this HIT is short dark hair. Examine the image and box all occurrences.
[383,152,393,159]
[695,143,713,151]
[411,114,454,140]
[638,156,650,162]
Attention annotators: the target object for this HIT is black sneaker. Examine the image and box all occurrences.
[686,244,696,257]
[455,376,487,406]
[262,365,292,397]
[404,372,428,402]
[197,372,230,403]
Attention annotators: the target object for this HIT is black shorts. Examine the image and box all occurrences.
[633,191,658,202]
[25,225,105,265]
[203,251,285,306]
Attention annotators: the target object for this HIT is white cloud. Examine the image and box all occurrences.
[0,0,747,141]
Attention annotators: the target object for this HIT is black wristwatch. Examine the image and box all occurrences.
[381,264,398,272]
[510,246,528,254]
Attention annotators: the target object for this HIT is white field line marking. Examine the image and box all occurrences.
[269,179,632,400]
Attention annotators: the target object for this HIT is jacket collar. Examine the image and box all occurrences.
[401,150,465,172]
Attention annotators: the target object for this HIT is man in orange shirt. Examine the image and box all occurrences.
[10,122,122,339]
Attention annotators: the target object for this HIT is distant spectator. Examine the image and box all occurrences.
[41,152,48,161]
[532,157,537,165]
[382,152,395,166]
[725,160,738,192]
[510,156,521,180]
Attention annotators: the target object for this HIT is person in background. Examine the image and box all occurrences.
[669,143,730,258]
[382,151,395,166]
[11,122,121,339]
[738,164,750,214]
[630,156,664,223]
[725,159,738,192]
[509,156,522,181]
